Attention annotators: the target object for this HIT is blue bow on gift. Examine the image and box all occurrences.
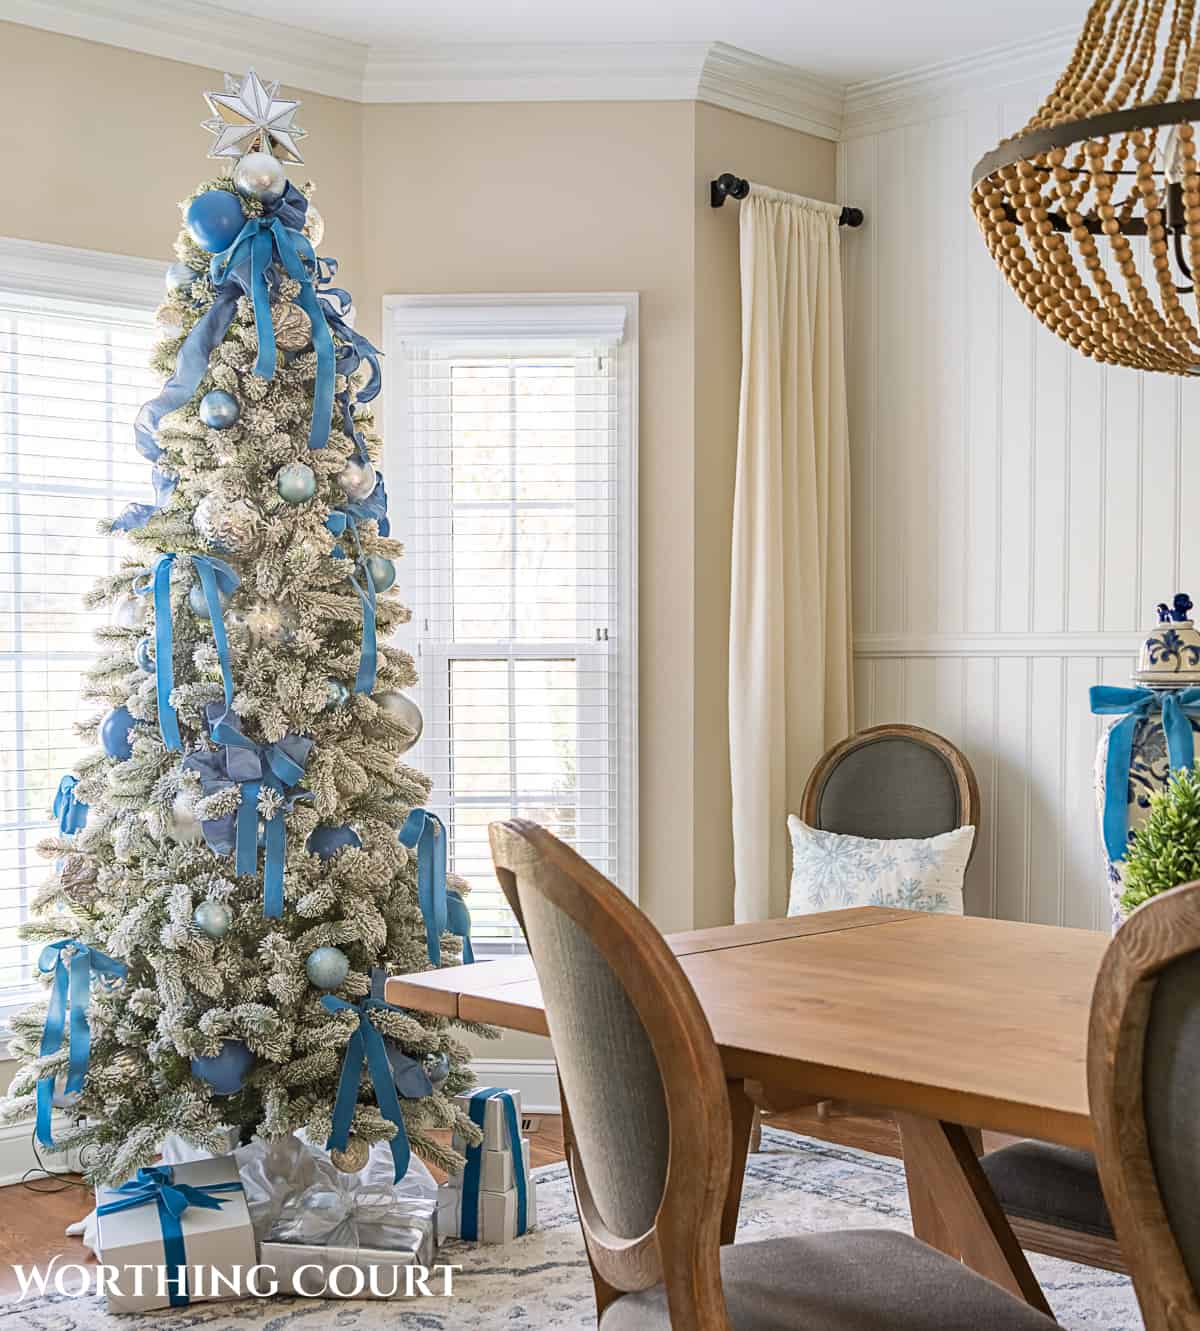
[182,702,312,918]
[398,809,474,967]
[322,992,414,1183]
[136,554,239,752]
[210,188,334,453]
[97,1165,242,1308]
[460,1088,529,1240]
[35,940,126,1149]
[53,775,88,834]
[1090,684,1200,860]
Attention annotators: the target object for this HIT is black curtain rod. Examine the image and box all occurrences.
[710,172,864,227]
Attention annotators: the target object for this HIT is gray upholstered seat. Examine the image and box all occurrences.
[809,736,962,841]
[980,1142,1114,1238]
[600,1231,1057,1331]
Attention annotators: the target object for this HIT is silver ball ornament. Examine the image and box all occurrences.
[199,390,241,430]
[325,678,350,710]
[373,691,423,751]
[364,555,395,592]
[330,1136,369,1174]
[113,593,148,631]
[302,202,325,248]
[277,461,317,505]
[233,151,287,204]
[305,945,350,991]
[337,458,376,503]
[424,1051,450,1090]
[189,579,230,620]
[193,900,233,939]
[194,494,260,554]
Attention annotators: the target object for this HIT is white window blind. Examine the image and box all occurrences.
[0,246,159,1013]
[389,296,638,951]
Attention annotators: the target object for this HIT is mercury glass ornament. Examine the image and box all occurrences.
[199,389,241,430]
[337,457,376,502]
[194,494,260,554]
[271,300,312,352]
[113,593,148,631]
[330,1135,369,1174]
[374,691,423,751]
[364,555,395,592]
[276,461,316,505]
[305,945,350,991]
[188,579,230,620]
[424,1051,450,1090]
[325,678,350,710]
[193,899,233,939]
[233,150,287,204]
[303,202,325,248]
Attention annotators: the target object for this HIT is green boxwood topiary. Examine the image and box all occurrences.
[1122,765,1200,914]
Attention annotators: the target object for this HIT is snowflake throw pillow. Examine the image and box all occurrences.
[786,816,975,916]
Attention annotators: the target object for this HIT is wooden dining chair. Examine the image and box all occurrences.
[1089,877,1200,1330]
[488,818,1058,1331]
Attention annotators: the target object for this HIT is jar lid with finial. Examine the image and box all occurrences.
[1133,593,1200,688]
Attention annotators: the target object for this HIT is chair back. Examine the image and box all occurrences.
[1089,880,1200,1330]
[489,819,733,1329]
[801,723,979,855]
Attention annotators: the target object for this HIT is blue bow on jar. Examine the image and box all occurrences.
[1090,685,1200,860]
[182,702,312,918]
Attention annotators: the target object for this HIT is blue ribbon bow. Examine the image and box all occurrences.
[136,554,239,752]
[182,702,312,918]
[460,1088,528,1241]
[210,198,334,453]
[316,262,382,469]
[398,809,474,967]
[321,993,413,1183]
[53,775,88,834]
[97,1165,242,1308]
[1090,684,1200,860]
[35,940,127,1149]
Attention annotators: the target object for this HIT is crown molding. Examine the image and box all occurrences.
[698,43,844,141]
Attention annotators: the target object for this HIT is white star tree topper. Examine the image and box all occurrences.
[202,69,307,163]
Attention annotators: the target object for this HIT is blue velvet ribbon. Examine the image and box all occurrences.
[136,555,239,752]
[35,940,127,1150]
[325,503,386,694]
[321,993,412,1183]
[398,809,474,967]
[1090,684,1200,860]
[316,261,382,468]
[111,464,179,534]
[96,1165,242,1308]
[368,967,435,1099]
[460,1088,528,1241]
[53,775,88,834]
[210,200,334,453]
[182,702,311,918]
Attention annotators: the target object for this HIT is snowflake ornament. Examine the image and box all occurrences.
[202,69,306,163]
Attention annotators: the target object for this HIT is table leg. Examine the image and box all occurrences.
[896,1114,1053,1317]
[722,1078,757,1245]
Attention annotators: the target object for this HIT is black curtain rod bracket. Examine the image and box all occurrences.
[710,171,864,227]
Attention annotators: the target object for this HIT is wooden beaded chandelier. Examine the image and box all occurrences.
[971,0,1200,374]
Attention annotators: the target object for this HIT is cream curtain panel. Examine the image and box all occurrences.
[729,185,853,923]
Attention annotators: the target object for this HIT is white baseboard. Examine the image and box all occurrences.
[470,1059,560,1114]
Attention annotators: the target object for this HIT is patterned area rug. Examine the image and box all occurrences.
[1,1128,1142,1330]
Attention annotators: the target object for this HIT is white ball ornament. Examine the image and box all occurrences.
[233,150,287,205]
[337,458,376,503]
[113,593,148,631]
[277,461,317,505]
[193,900,233,939]
[374,691,423,752]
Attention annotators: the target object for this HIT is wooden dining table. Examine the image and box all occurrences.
[387,905,1112,1316]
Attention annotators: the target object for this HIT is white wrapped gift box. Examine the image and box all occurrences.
[437,1174,538,1244]
[450,1134,530,1192]
[454,1087,522,1150]
[94,1156,256,1314]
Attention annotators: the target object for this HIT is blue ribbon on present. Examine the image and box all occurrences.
[460,1088,528,1241]
[322,993,413,1183]
[53,775,88,834]
[136,555,239,752]
[1090,684,1200,860]
[182,702,312,918]
[210,194,334,453]
[97,1165,242,1308]
[35,940,127,1150]
[398,809,474,967]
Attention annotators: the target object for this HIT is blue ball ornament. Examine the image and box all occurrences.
[276,462,316,505]
[133,636,155,673]
[307,824,362,861]
[305,946,350,991]
[364,555,396,592]
[324,678,350,710]
[188,580,230,620]
[191,1039,255,1095]
[185,190,246,253]
[199,390,241,430]
[165,261,196,295]
[193,900,233,939]
[100,706,137,760]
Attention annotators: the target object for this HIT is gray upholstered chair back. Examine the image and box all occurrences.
[802,724,979,847]
[517,882,670,1239]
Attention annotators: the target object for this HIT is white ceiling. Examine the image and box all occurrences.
[217,0,1085,85]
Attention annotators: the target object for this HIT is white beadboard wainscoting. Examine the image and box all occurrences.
[839,66,1200,935]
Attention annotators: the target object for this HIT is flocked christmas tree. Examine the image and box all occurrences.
[0,71,486,1186]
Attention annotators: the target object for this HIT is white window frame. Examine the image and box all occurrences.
[383,292,640,940]
[0,237,162,1027]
